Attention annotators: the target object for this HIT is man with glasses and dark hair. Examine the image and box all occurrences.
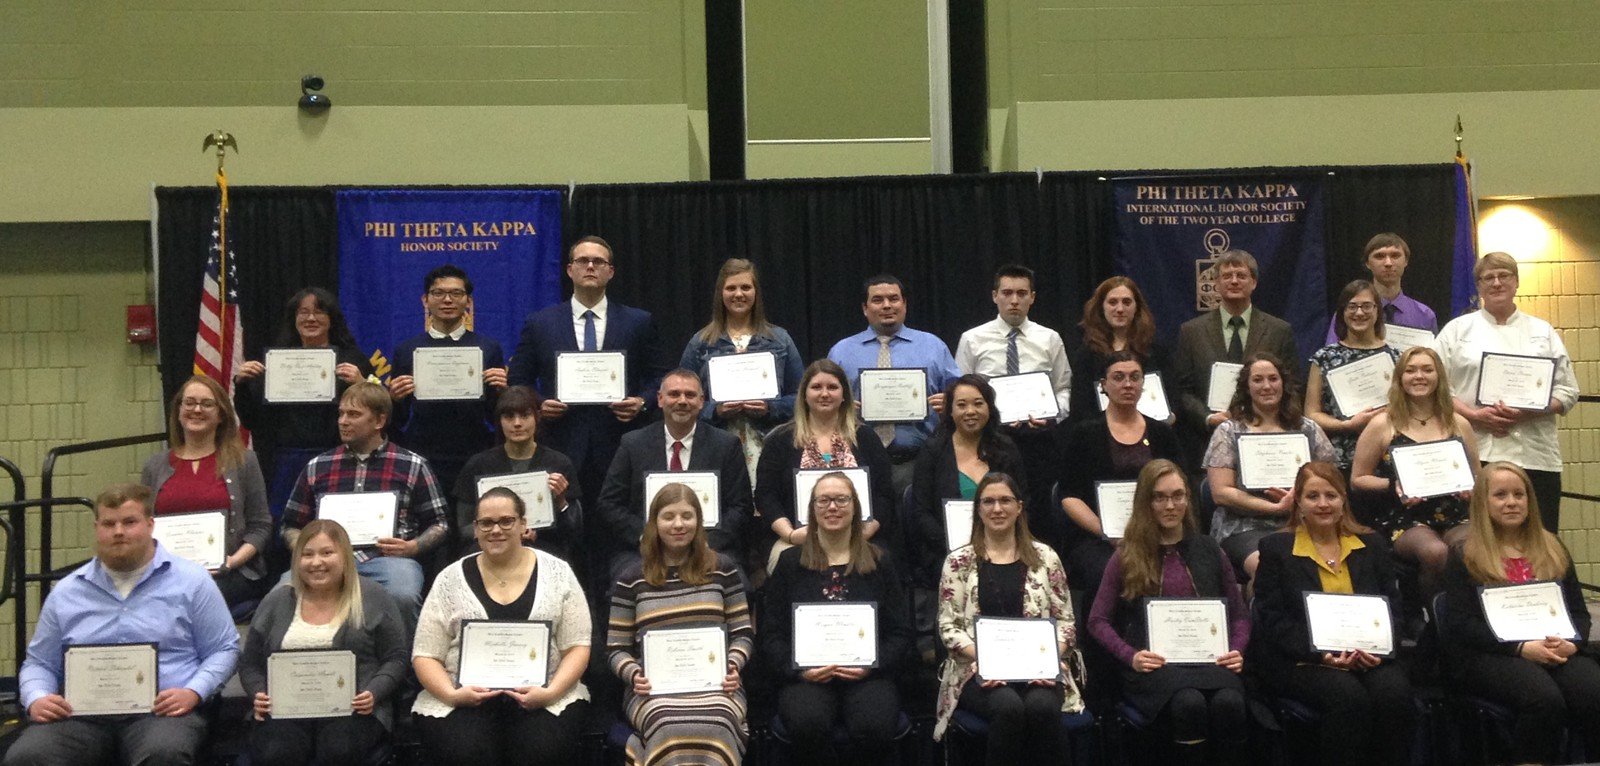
[387,263,509,503]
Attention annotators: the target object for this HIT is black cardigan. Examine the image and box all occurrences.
[452,444,582,558]
[1056,414,1184,548]
[1247,530,1400,680]
[1438,545,1591,661]
[760,546,914,680]
[754,423,897,540]
[906,431,1025,586]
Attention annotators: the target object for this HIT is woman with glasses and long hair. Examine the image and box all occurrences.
[763,472,914,765]
[239,520,408,766]
[141,374,272,607]
[411,488,592,765]
[933,472,1083,765]
[1304,280,1400,472]
[1088,460,1248,766]
[1439,461,1600,765]
[1068,276,1171,424]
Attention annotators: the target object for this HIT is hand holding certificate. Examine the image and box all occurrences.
[457,620,552,689]
[1304,593,1394,656]
[1145,599,1229,663]
[268,650,357,719]
[1235,433,1310,490]
[64,643,157,716]
[1095,481,1137,540]
[1208,362,1243,412]
[642,626,728,695]
[413,346,484,400]
[556,351,627,404]
[477,472,556,529]
[153,510,227,570]
[1324,352,1394,415]
[265,348,337,403]
[1476,352,1557,411]
[1390,439,1474,499]
[1479,581,1578,642]
[989,372,1060,424]
[858,368,928,423]
[975,617,1059,682]
[644,471,721,527]
[792,603,878,668]
[707,351,779,402]
[316,491,399,547]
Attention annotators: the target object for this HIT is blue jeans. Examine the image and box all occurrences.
[357,556,424,618]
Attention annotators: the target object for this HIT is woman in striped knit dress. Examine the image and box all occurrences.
[608,482,754,765]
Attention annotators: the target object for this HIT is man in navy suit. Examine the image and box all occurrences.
[507,235,667,575]
[596,369,752,577]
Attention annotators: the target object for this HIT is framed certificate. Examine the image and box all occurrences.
[1390,439,1474,500]
[476,472,555,529]
[153,510,227,569]
[1383,324,1435,352]
[457,620,553,689]
[858,368,929,423]
[413,346,483,401]
[1478,581,1579,642]
[1323,351,1394,416]
[1207,362,1243,412]
[556,351,627,404]
[264,348,337,403]
[644,471,721,527]
[1235,432,1310,490]
[641,625,727,695]
[707,351,779,402]
[988,371,1061,423]
[1095,480,1137,540]
[975,616,1059,682]
[792,602,878,669]
[943,499,973,551]
[1304,592,1394,656]
[1145,598,1229,664]
[64,642,157,716]
[268,649,356,719]
[795,467,873,524]
[316,491,399,547]
[1475,352,1557,411]
[1096,372,1171,421]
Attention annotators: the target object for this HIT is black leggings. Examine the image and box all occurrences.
[414,697,589,766]
[777,677,901,766]
[1162,686,1247,745]
[249,714,386,766]
[957,678,1068,765]
[1271,662,1414,766]
[1454,651,1600,764]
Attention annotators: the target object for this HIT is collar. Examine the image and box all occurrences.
[81,542,173,595]
[427,321,468,341]
[1292,526,1365,574]
[1221,305,1254,326]
[993,315,1035,334]
[860,326,907,344]
[665,422,697,448]
[572,295,609,320]
[341,439,390,461]
[1477,307,1522,326]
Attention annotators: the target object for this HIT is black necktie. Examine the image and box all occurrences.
[1227,316,1244,363]
[1383,303,1398,324]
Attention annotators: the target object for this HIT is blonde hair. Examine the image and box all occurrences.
[290,520,364,630]
[791,359,861,449]
[640,483,717,587]
[1474,251,1518,281]
[1386,347,1461,439]
[1461,462,1569,583]
[166,375,246,475]
[1119,460,1195,600]
[797,472,879,575]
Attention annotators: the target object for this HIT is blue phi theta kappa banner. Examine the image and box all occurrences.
[336,189,564,377]
[1112,176,1328,366]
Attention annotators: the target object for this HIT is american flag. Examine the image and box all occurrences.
[193,168,245,390]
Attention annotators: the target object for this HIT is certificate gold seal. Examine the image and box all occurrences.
[529,646,539,661]
[610,371,618,382]
[337,675,346,689]
[1209,624,1218,636]
[858,628,866,639]
[321,369,329,380]
[207,534,215,545]
[136,671,145,686]
[707,652,717,664]
[1550,606,1559,617]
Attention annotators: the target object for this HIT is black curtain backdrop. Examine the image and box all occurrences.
[155,165,1459,401]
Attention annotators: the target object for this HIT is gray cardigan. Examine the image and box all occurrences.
[140,448,273,581]
[239,579,410,730]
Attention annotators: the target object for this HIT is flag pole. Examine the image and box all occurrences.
[202,130,237,331]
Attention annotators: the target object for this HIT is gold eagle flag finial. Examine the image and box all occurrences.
[201,130,238,172]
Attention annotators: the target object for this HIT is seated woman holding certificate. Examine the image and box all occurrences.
[762,472,915,764]
[1088,459,1248,765]
[1067,276,1171,425]
[934,472,1084,764]
[1304,280,1400,472]
[453,386,581,561]
[1350,346,1479,591]
[1057,351,1184,597]
[608,483,754,766]
[1250,462,1414,766]
[1438,461,1600,765]
[141,374,273,607]
[757,359,895,572]
[1204,352,1336,581]
[412,488,592,766]
[680,258,806,477]
[240,520,408,766]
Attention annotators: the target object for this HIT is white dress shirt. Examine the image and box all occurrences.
[664,423,697,469]
[954,316,1073,420]
[426,321,468,341]
[571,295,609,350]
[1435,308,1578,472]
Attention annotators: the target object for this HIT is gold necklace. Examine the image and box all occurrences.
[481,550,527,587]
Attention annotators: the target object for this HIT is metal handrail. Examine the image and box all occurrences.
[36,433,164,601]
[0,497,95,679]
[0,458,21,506]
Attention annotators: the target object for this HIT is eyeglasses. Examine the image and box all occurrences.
[571,257,612,269]
[1344,301,1377,314]
[427,288,469,299]
[474,516,521,532]
[812,495,853,509]
[1477,271,1515,285]
[295,309,327,319]
[180,399,219,411]
[978,496,1019,509]
[1152,491,1189,507]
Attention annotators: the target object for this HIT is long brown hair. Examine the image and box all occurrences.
[1461,462,1569,583]
[166,375,246,475]
[290,519,365,630]
[967,473,1041,570]
[1079,276,1156,356]
[1331,279,1387,341]
[640,483,717,586]
[1284,462,1371,537]
[1227,352,1303,429]
[797,472,879,575]
[1120,460,1195,600]
[791,359,860,449]
[697,258,773,344]
[1386,347,1461,438]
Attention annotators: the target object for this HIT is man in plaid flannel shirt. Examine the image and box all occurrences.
[281,381,448,618]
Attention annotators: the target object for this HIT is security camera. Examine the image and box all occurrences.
[299,75,330,113]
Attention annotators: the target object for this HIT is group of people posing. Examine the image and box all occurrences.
[7,232,1591,766]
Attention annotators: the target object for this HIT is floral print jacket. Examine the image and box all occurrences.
[933,541,1084,740]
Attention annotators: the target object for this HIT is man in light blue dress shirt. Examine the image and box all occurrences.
[8,483,240,766]
[827,274,961,492]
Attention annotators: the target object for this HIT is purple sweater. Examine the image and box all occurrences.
[1088,546,1251,666]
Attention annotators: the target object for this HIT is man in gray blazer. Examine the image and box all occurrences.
[596,369,753,577]
[1170,249,1301,464]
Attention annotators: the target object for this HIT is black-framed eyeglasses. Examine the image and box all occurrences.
[474,516,521,532]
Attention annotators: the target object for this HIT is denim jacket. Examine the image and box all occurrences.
[679,324,806,430]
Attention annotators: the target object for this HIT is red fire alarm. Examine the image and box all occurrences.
[127,305,157,344]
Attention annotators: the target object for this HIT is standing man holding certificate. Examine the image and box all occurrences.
[1170,250,1301,470]
[1438,462,1600,766]
[387,265,509,508]
[8,483,240,766]
[1323,234,1439,344]
[828,274,961,495]
[281,382,449,620]
[1435,252,1579,532]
